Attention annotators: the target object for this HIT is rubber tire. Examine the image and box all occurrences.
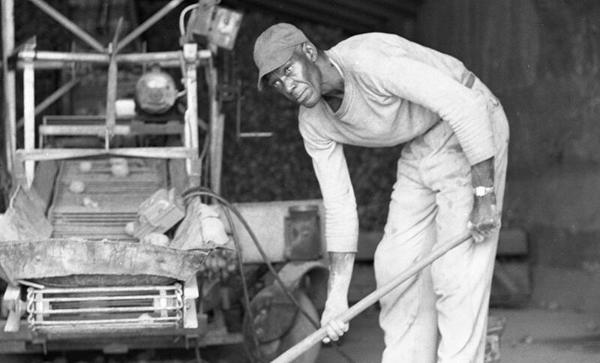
[275,290,321,363]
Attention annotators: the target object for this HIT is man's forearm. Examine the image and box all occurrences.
[471,157,494,187]
[326,252,355,304]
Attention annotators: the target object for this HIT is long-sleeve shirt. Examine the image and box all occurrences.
[298,33,496,253]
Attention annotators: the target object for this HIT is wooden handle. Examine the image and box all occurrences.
[271,233,472,363]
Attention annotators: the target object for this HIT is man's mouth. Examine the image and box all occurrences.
[294,89,307,103]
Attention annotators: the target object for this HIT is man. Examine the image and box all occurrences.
[253,23,509,363]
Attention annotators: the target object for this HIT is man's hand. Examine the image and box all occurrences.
[469,192,499,243]
[320,298,349,343]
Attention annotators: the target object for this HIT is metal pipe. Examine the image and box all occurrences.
[2,0,16,173]
[24,51,108,63]
[183,43,200,185]
[33,317,179,325]
[117,0,185,52]
[208,62,224,194]
[37,285,179,294]
[106,18,124,143]
[27,0,105,53]
[44,294,176,303]
[16,147,197,161]
[16,50,211,65]
[39,124,131,136]
[44,306,179,315]
[22,45,36,187]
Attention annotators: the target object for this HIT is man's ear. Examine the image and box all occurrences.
[301,42,318,62]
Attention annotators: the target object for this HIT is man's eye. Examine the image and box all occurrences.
[284,66,292,75]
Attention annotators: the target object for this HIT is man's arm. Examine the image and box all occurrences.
[321,252,355,343]
[299,117,359,341]
[326,252,355,305]
[471,157,494,187]
[470,157,499,242]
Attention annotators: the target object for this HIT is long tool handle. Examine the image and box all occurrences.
[271,232,473,363]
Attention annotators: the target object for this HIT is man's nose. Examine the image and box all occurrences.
[283,77,295,93]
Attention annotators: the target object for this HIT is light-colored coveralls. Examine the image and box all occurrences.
[298,33,509,362]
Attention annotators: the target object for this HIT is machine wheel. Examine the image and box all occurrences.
[274,290,321,363]
[246,289,320,363]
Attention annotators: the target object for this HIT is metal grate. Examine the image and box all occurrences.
[48,158,167,240]
[26,284,184,334]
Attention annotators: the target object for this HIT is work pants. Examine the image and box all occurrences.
[374,79,509,363]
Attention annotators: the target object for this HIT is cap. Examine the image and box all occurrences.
[253,23,308,90]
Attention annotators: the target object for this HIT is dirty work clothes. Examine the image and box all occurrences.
[375,78,509,362]
[297,32,509,362]
[299,33,496,253]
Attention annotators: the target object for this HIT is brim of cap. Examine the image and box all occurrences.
[256,46,296,91]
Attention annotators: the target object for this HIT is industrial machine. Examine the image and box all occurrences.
[0,1,327,362]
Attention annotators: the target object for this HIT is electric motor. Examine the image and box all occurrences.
[135,65,178,114]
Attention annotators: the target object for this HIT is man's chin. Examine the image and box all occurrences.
[301,97,320,108]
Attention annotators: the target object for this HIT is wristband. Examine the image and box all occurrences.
[474,186,495,197]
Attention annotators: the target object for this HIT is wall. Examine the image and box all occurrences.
[419,0,600,170]
[418,0,600,310]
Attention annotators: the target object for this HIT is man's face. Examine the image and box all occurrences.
[266,49,322,108]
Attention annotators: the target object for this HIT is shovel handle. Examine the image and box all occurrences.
[271,233,473,363]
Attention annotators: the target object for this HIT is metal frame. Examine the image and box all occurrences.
[1,0,224,192]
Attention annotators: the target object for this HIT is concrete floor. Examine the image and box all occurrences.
[2,307,600,362]
[317,307,600,363]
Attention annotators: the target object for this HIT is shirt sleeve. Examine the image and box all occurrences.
[299,116,359,253]
[359,53,495,165]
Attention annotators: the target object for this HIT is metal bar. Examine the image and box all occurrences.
[106,18,124,144]
[43,294,177,303]
[23,51,108,63]
[27,0,105,53]
[22,44,36,187]
[36,285,179,294]
[272,233,473,363]
[16,50,211,65]
[42,306,179,315]
[108,147,196,159]
[183,43,200,185]
[33,317,179,325]
[17,78,80,129]
[118,50,211,63]
[39,124,131,136]
[208,63,224,194]
[2,0,16,173]
[18,59,195,70]
[17,147,197,161]
[116,0,185,52]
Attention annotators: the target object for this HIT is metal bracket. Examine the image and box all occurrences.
[2,285,23,332]
[183,275,199,328]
